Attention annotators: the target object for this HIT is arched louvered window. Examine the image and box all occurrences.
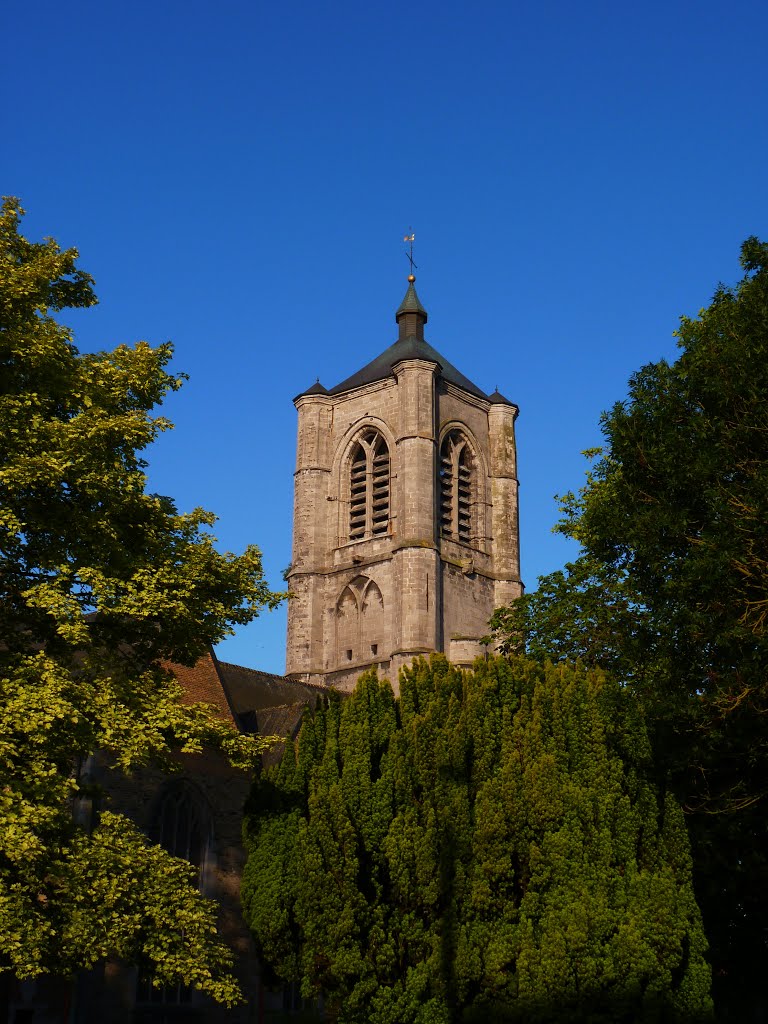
[440,431,474,543]
[348,429,390,540]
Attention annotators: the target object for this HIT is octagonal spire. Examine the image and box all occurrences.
[395,274,428,341]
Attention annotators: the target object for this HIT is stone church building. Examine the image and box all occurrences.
[286,274,522,692]
[7,275,521,1024]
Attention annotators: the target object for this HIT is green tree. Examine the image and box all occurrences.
[0,198,282,1004]
[490,238,768,1019]
[489,554,650,684]
[243,658,712,1024]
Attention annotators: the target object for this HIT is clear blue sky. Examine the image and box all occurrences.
[4,0,766,673]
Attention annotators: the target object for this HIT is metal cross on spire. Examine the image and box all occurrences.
[403,229,417,278]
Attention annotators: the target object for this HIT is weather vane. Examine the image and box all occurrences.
[404,229,417,278]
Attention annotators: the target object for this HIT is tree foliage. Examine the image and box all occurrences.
[0,198,282,1003]
[494,237,768,805]
[243,657,712,1024]
[490,238,768,1019]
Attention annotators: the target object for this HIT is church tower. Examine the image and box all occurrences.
[285,274,522,692]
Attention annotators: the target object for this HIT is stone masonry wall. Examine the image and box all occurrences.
[286,350,522,694]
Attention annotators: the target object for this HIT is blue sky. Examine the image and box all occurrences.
[4,0,766,673]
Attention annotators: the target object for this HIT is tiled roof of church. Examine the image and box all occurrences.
[216,661,328,714]
[316,276,491,402]
[169,653,330,738]
[246,704,314,766]
[170,651,239,726]
[215,665,331,763]
[253,704,308,738]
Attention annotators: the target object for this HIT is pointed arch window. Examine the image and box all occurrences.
[440,431,475,543]
[136,783,211,1010]
[348,429,390,540]
[155,783,209,875]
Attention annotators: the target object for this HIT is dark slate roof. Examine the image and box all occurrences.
[488,388,516,408]
[217,662,327,715]
[396,281,428,319]
[234,704,314,766]
[293,380,329,402]
[294,279,513,405]
[254,704,309,738]
[328,334,491,401]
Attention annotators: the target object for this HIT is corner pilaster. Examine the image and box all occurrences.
[286,393,333,677]
[488,402,523,609]
[391,358,440,658]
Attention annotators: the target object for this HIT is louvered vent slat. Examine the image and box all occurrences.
[349,440,367,538]
[457,446,472,539]
[441,471,453,537]
[348,430,390,540]
[440,432,474,542]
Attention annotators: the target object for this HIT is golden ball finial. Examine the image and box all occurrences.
[408,273,416,283]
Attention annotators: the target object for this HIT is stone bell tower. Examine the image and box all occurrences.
[285,274,522,692]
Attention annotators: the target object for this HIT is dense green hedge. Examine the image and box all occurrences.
[243,656,712,1024]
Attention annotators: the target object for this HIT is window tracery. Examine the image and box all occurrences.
[136,783,211,1010]
[440,431,475,543]
[348,429,390,540]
